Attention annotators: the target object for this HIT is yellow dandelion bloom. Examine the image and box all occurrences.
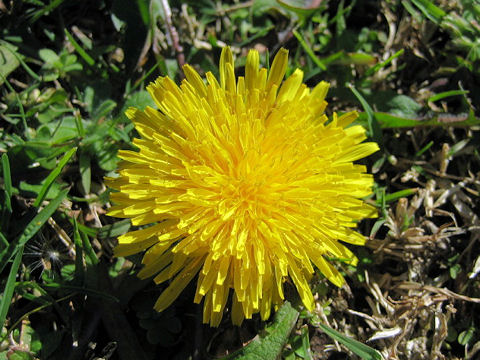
[106,47,379,326]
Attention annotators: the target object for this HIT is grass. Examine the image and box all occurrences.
[1,0,480,359]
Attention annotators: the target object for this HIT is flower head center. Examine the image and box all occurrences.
[218,177,269,220]
[236,180,260,204]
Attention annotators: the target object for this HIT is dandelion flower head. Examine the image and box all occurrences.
[107,47,379,326]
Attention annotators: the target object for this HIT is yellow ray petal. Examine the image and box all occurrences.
[267,48,288,89]
[219,46,234,90]
[154,256,204,312]
[183,64,207,98]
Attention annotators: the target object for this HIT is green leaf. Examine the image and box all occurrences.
[51,117,83,143]
[6,350,34,360]
[97,264,150,360]
[317,323,383,360]
[79,151,91,194]
[92,99,117,121]
[38,48,60,65]
[118,90,155,122]
[356,112,480,128]
[299,325,313,359]
[449,263,462,279]
[383,94,422,118]
[252,0,288,17]
[98,219,131,239]
[448,139,469,157]
[0,41,40,81]
[38,328,64,358]
[277,0,326,22]
[458,326,475,345]
[221,301,299,360]
[94,141,119,171]
[0,42,21,85]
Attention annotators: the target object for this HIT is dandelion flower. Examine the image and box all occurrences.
[107,47,379,326]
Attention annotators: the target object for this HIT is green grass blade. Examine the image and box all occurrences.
[1,154,12,232]
[402,0,423,22]
[0,245,24,330]
[293,30,327,71]
[370,218,386,238]
[0,232,8,248]
[81,231,99,265]
[317,323,383,360]
[1,154,12,212]
[73,217,85,284]
[33,148,76,207]
[375,188,418,205]
[18,188,69,249]
[301,325,313,360]
[349,84,383,144]
[415,140,434,157]
[29,0,65,23]
[0,187,69,273]
[128,62,161,94]
[329,52,376,66]
[74,112,85,137]
[428,90,469,103]
[365,49,404,76]
[410,0,446,24]
[1,76,28,136]
[64,213,98,237]
[64,29,95,66]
